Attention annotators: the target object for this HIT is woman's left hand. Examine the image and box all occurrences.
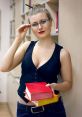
[46,83,57,91]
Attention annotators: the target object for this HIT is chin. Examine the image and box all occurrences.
[37,34,50,39]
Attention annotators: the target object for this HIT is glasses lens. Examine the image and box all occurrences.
[32,23,38,27]
[31,19,49,28]
[40,19,48,24]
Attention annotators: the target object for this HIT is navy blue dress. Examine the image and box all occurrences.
[17,41,66,117]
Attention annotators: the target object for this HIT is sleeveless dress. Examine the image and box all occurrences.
[17,41,66,117]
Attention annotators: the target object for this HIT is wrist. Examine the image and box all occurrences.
[53,83,57,90]
[15,36,23,44]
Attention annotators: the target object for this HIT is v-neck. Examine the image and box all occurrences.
[31,41,57,70]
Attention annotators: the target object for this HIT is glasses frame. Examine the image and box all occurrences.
[31,19,50,28]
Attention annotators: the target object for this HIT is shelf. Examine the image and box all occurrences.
[51,32,58,36]
[51,34,58,43]
[48,0,58,4]
[51,32,58,43]
[31,0,58,5]
[31,0,49,5]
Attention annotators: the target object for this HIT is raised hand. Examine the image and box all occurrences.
[16,24,31,41]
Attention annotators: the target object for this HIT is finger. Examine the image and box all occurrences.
[21,24,31,29]
[46,84,50,86]
[25,24,31,27]
[24,28,28,32]
[21,24,31,27]
[18,24,31,30]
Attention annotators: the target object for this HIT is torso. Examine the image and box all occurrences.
[18,41,63,105]
[18,41,56,105]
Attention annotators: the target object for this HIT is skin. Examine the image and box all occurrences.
[0,12,72,95]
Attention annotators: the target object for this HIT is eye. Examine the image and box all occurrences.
[32,23,38,27]
[40,20,47,24]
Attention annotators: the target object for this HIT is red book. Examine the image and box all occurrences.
[25,82,53,101]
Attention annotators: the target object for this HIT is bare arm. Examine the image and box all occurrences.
[0,24,31,72]
[46,49,72,92]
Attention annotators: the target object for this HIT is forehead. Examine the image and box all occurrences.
[29,12,48,23]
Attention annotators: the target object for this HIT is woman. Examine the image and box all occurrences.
[0,4,72,117]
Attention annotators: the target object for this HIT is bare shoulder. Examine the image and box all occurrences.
[14,40,31,62]
[60,48,71,62]
[21,41,31,53]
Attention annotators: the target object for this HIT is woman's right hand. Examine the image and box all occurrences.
[16,24,31,41]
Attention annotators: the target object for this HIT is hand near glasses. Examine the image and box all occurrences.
[16,24,31,41]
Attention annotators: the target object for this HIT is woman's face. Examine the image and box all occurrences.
[29,12,52,39]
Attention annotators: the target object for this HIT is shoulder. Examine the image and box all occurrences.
[60,48,71,63]
[56,43,70,59]
[22,41,31,52]
[21,41,36,53]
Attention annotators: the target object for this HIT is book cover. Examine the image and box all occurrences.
[32,94,59,107]
[25,82,53,101]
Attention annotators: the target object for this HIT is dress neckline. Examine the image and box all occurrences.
[31,41,57,70]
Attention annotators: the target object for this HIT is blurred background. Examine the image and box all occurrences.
[0,0,82,117]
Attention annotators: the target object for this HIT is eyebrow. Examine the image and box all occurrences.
[32,19,49,23]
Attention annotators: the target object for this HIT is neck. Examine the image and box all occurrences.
[37,36,55,48]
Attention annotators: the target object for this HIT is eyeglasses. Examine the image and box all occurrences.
[31,19,50,28]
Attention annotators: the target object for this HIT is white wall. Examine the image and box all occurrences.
[59,0,82,117]
[0,0,10,102]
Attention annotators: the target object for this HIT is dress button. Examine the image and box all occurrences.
[35,72,37,79]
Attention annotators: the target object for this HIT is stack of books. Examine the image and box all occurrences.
[25,82,59,107]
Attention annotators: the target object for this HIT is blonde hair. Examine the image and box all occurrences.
[28,4,52,21]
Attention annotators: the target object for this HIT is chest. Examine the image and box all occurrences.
[32,46,55,69]
[22,42,61,72]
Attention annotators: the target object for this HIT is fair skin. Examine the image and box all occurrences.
[0,12,72,97]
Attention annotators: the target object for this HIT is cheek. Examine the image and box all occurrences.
[48,22,52,29]
[45,23,52,33]
[44,21,52,30]
[31,28,38,36]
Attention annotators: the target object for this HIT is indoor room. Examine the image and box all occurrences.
[0,0,82,117]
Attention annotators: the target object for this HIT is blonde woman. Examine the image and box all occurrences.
[0,4,72,117]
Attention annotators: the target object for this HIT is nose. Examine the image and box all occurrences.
[38,23,42,29]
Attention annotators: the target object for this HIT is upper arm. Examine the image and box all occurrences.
[60,49,72,83]
[8,41,31,71]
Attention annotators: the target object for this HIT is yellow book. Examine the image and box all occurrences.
[32,94,59,107]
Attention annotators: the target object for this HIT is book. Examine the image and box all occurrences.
[25,82,53,101]
[32,94,59,107]
[25,93,59,107]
